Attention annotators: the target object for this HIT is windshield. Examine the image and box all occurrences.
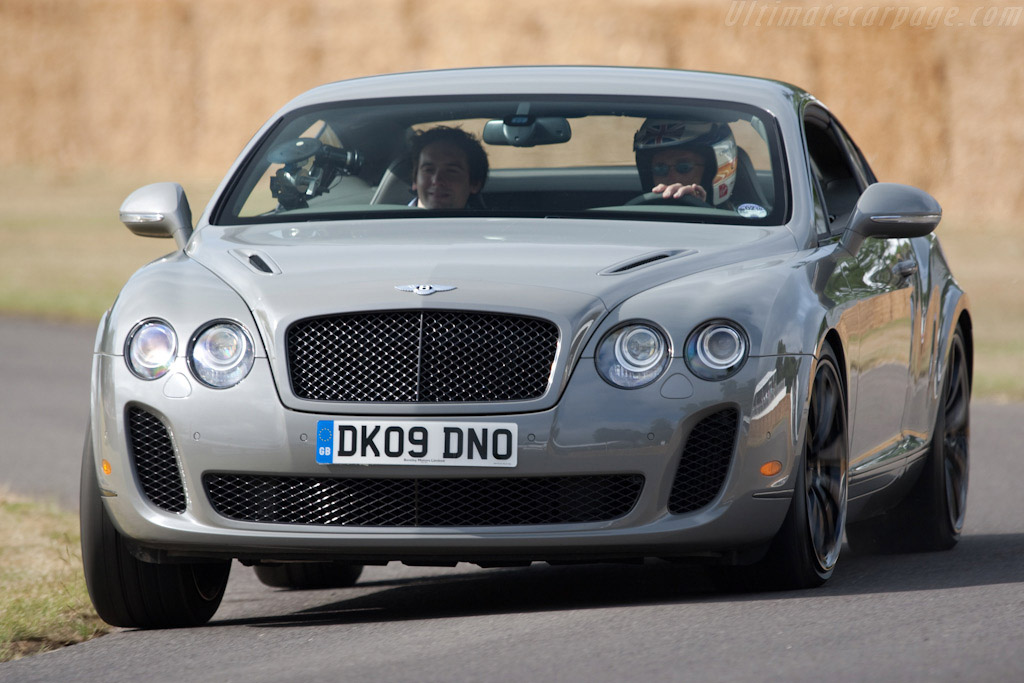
[214,96,788,226]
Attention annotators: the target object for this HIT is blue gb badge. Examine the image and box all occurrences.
[316,420,334,464]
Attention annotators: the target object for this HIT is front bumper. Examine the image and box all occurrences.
[89,350,808,565]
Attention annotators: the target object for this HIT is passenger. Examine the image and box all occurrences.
[633,119,738,207]
[408,126,489,209]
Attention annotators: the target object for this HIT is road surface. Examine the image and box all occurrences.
[1,316,1021,682]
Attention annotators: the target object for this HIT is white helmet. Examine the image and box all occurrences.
[634,119,738,206]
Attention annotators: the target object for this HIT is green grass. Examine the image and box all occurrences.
[0,167,220,321]
[0,166,1019,400]
[936,220,1024,401]
[0,491,108,662]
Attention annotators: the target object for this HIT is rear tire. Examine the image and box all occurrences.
[253,562,363,589]
[80,429,231,628]
[846,326,970,554]
[733,342,848,591]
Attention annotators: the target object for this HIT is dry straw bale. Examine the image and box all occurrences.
[1,0,1021,223]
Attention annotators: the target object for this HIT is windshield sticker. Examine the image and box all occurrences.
[738,203,768,219]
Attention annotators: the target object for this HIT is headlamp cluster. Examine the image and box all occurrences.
[125,319,255,389]
[596,319,748,388]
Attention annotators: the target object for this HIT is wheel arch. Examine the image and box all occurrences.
[956,309,974,392]
[936,289,972,400]
[820,328,850,414]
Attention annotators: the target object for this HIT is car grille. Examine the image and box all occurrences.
[127,406,186,513]
[668,408,739,514]
[203,473,644,527]
[287,311,559,402]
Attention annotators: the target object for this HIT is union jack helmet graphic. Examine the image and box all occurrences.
[633,119,737,206]
[633,120,720,150]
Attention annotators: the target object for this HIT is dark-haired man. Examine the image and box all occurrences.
[409,126,489,209]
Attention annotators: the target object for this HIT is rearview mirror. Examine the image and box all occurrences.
[483,116,571,147]
[842,183,941,253]
[120,182,194,250]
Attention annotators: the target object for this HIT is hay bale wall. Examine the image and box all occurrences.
[1,0,1021,222]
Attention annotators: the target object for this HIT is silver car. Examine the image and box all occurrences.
[81,66,971,628]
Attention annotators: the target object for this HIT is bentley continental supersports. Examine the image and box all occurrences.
[81,67,971,628]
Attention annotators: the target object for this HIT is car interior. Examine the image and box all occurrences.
[218,98,787,225]
[803,117,868,234]
[369,150,776,213]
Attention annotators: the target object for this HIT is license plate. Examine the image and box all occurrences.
[316,420,518,467]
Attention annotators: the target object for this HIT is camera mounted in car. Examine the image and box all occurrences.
[268,137,362,210]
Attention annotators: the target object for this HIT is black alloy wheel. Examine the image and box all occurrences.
[734,342,848,590]
[846,324,970,554]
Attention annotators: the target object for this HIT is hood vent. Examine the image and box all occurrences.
[600,249,694,275]
[230,249,282,275]
[248,254,273,273]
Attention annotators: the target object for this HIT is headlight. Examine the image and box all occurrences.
[125,320,177,380]
[685,321,748,380]
[188,321,255,388]
[596,323,670,388]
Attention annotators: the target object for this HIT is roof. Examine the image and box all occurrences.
[281,66,807,118]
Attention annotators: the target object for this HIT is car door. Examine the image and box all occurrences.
[804,107,920,486]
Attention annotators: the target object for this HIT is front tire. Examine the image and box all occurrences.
[737,342,848,590]
[80,429,231,628]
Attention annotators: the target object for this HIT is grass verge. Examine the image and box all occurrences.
[0,166,220,321]
[0,490,108,662]
[935,220,1024,401]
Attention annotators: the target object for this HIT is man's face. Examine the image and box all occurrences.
[650,148,705,187]
[413,142,481,209]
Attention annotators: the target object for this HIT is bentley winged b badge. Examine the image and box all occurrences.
[395,284,457,296]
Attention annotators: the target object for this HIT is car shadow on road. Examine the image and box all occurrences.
[208,531,1024,630]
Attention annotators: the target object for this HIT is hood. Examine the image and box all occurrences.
[188,216,797,327]
[186,216,797,415]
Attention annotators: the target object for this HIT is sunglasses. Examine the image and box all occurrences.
[651,161,703,177]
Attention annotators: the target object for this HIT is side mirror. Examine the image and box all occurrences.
[119,182,194,250]
[841,183,941,254]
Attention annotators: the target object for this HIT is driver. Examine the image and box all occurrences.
[633,119,738,208]
[408,126,489,209]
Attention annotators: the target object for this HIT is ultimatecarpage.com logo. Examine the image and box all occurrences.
[724,2,1022,29]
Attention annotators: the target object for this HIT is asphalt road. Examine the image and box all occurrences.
[1,316,1022,682]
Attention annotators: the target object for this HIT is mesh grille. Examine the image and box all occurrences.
[287,311,559,402]
[668,408,739,514]
[204,473,644,527]
[127,406,186,513]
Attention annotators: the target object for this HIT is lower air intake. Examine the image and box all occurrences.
[204,473,644,527]
[668,408,739,514]
[127,406,186,513]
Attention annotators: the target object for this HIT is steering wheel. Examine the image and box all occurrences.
[625,192,709,208]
